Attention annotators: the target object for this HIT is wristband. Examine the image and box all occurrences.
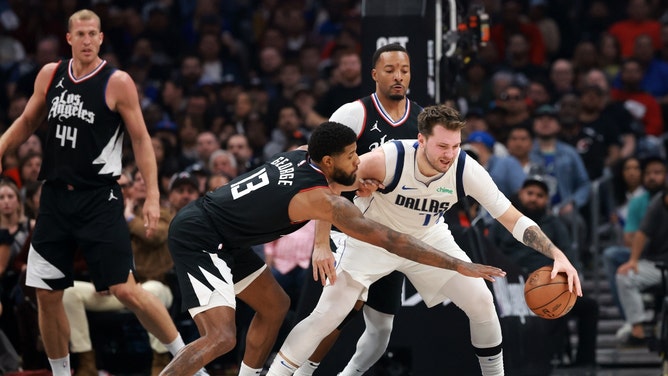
[512,215,538,244]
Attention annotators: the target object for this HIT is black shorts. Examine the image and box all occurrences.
[168,201,265,311]
[27,183,133,291]
[366,270,404,314]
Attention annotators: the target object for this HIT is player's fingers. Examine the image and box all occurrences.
[319,266,327,286]
[327,263,337,284]
[312,265,319,281]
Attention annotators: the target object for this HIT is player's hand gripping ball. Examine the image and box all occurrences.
[524,266,577,319]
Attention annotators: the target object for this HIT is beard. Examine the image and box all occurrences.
[388,93,405,100]
[331,167,357,186]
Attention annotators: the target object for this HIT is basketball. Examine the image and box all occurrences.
[524,266,577,319]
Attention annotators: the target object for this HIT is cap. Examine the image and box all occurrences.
[168,171,199,191]
[522,174,549,192]
[155,119,177,134]
[185,162,210,176]
[534,104,558,118]
[466,131,495,150]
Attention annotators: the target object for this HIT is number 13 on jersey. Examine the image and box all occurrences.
[231,168,270,199]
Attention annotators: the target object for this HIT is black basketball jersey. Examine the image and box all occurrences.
[41,59,124,188]
[357,93,422,154]
[201,149,328,248]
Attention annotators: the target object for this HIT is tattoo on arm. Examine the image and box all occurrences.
[331,197,462,270]
[523,226,554,258]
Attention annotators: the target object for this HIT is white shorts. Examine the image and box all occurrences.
[337,225,470,307]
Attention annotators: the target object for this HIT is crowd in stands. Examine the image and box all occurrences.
[0,0,668,373]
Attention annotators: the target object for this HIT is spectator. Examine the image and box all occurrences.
[205,173,230,192]
[455,59,495,113]
[263,219,315,315]
[598,32,622,81]
[464,131,526,197]
[616,188,668,346]
[490,0,546,66]
[494,84,532,144]
[611,58,664,138]
[527,0,561,58]
[305,50,363,127]
[607,0,662,58]
[192,131,221,174]
[557,92,610,180]
[584,69,637,158]
[208,149,238,179]
[576,85,625,171]
[0,179,32,276]
[167,172,202,213]
[530,104,591,215]
[548,59,576,100]
[602,156,666,325]
[500,33,547,81]
[609,156,645,230]
[263,104,309,160]
[613,34,668,105]
[225,133,261,174]
[489,175,599,370]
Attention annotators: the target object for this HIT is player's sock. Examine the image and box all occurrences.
[294,360,319,376]
[476,348,504,376]
[267,353,298,376]
[238,361,262,375]
[49,354,71,376]
[164,333,186,356]
[338,368,365,376]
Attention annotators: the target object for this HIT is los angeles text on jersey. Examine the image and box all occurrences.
[394,194,451,213]
[47,90,95,124]
[271,156,295,186]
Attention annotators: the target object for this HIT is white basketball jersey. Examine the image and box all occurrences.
[354,140,511,237]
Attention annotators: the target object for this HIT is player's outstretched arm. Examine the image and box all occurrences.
[497,204,583,296]
[324,194,506,282]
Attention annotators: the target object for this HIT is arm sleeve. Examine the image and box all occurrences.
[329,101,365,136]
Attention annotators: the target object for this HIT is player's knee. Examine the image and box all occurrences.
[204,325,237,355]
[460,288,496,320]
[111,283,142,307]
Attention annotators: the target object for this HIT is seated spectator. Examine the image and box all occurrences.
[168,172,202,212]
[263,104,310,160]
[602,156,666,328]
[208,149,238,179]
[616,187,668,347]
[488,175,599,369]
[611,58,664,139]
[607,0,662,58]
[464,131,525,197]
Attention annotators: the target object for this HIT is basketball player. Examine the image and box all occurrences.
[294,42,422,376]
[0,10,206,376]
[160,121,505,376]
[267,105,582,376]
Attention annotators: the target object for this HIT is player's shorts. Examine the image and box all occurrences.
[27,183,133,291]
[168,200,265,313]
[337,224,470,308]
[330,231,403,314]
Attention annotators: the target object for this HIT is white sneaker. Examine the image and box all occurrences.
[615,323,632,340]
[193,368,210,376]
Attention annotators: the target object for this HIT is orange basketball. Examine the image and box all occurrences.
[524,266,577,319]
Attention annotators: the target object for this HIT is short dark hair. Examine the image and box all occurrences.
[418,104,466,136]
[641,155,666,172]
[372,43,409,68]
[308,122,357,162]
